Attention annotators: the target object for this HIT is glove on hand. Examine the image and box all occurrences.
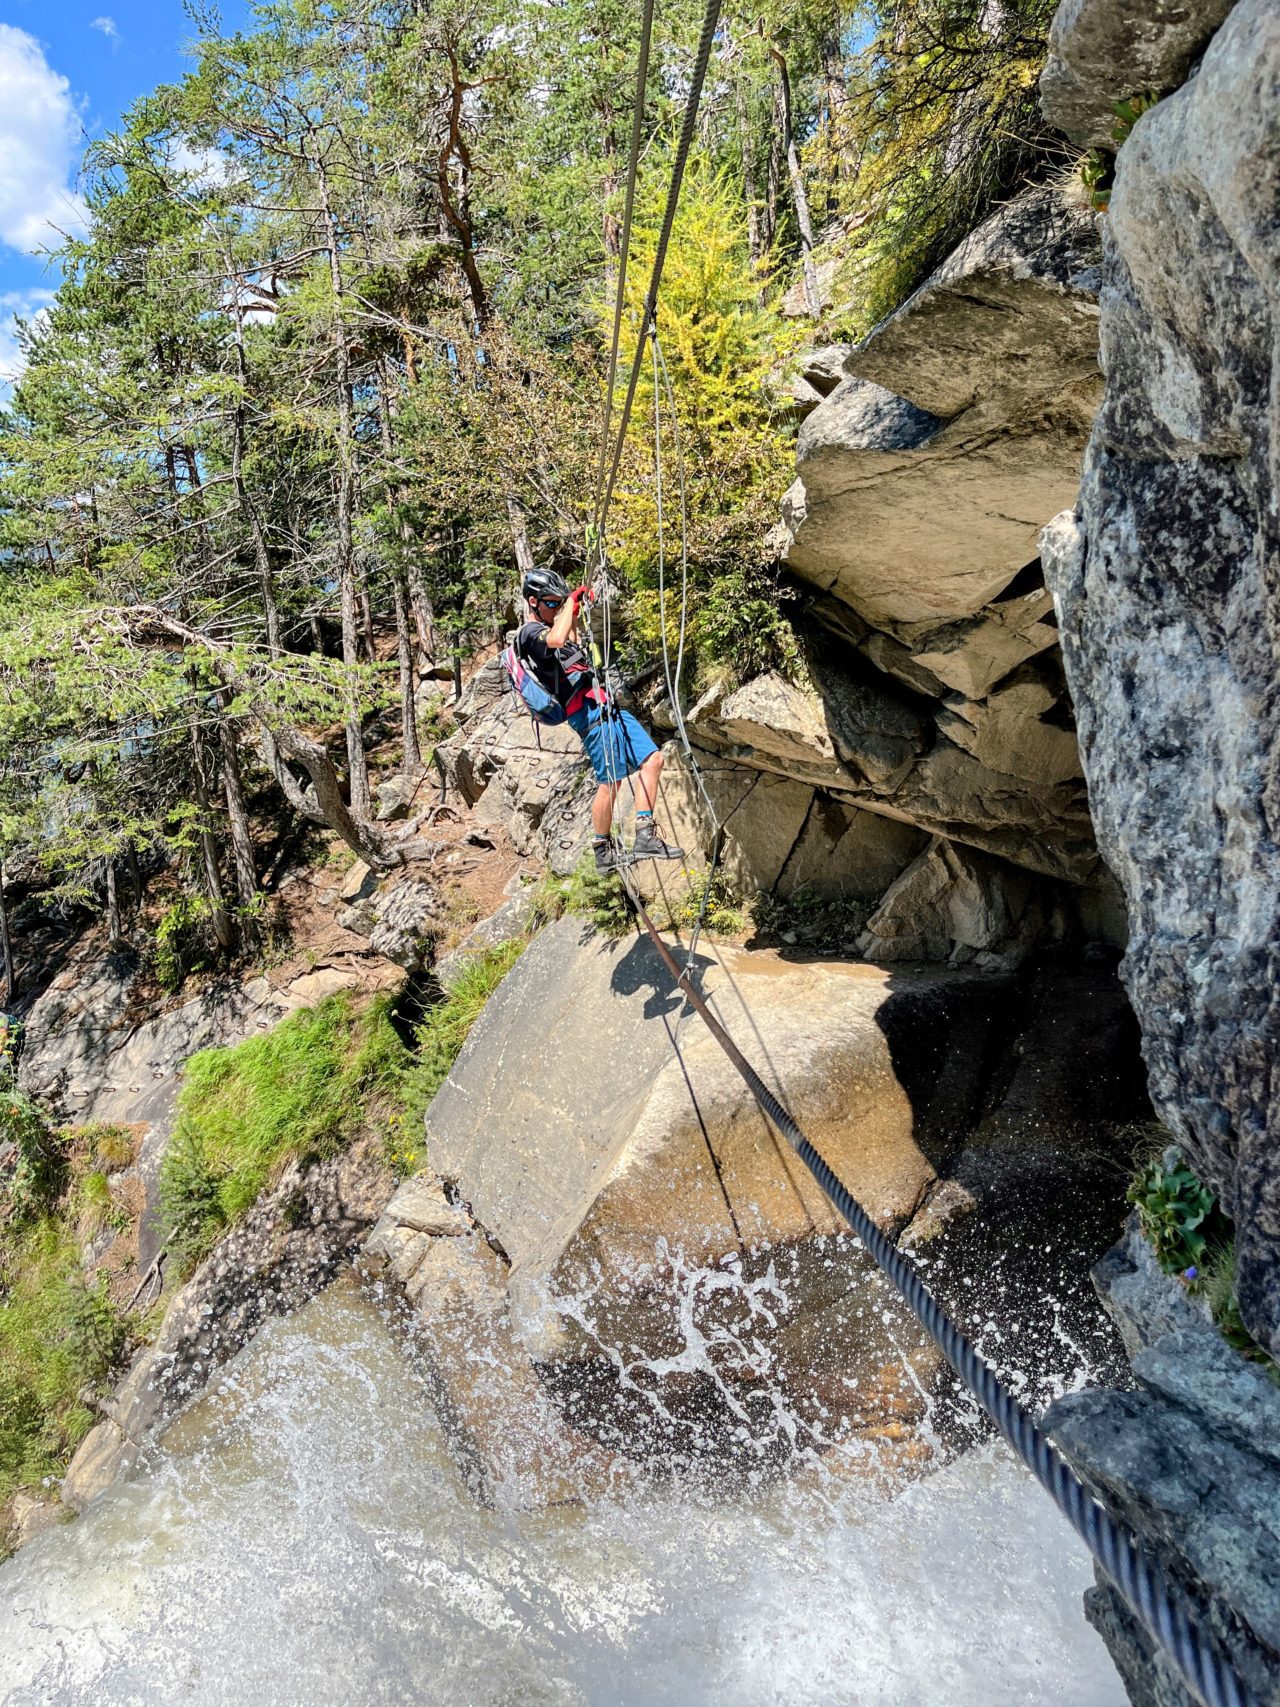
[571,584,593,609]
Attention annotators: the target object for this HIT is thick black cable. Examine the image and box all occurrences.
[617,874,1266,1707]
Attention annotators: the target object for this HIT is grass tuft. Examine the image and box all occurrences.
[158,993,407,1273]
[390,940,526,1175]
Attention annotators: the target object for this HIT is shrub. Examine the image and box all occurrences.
[664,867,742,937]
[0,1219,128,1500]
[90,1124,136,1172]
[1127,1146,1231,1277]
[153,893,217,993]
[1127,1146,1277,1378]
[1,1090,66,1223]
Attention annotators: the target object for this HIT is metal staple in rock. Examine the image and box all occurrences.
[618,874,1265,1707]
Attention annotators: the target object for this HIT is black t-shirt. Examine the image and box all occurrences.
[515,621,594,710]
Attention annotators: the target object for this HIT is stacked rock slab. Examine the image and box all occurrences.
[1039,0,1238,149]
[1041,0,1280,1357]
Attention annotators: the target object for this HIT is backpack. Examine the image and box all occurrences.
[501,636,569,727]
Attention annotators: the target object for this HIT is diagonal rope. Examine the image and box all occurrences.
[592,0,658,545]
[613,869,1265,1707]
[595,0,723,547]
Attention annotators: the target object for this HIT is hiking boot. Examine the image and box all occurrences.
[631,822,685,861]
[593,838,633,875]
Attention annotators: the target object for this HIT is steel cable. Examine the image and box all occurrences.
[616,873,1266,1707]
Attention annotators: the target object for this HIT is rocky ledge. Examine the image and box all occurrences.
[1046,1220,1280,1707]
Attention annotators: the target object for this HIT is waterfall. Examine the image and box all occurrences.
[0,1275,1124,1706]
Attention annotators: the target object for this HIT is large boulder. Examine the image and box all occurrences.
[426,919,1009,1427]
[782,180,1101,632]
[1040,0,1238,148]
[422,917,1146,1458]
[1040,0,1280,1354]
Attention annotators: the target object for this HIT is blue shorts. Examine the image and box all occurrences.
[568,705,658,785]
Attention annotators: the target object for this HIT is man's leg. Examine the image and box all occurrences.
[633,749,662,814]
[631,748,683,860]
[592,781,620,836]
[592,781,627,872]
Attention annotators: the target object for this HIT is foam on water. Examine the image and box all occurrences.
[0,1276,1124,1707]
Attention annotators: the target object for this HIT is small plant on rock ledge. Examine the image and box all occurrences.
[1128,1144,1277,1377]
[1127,1145,1230,1276]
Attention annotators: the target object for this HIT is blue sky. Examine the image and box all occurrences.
[0,0,251,384]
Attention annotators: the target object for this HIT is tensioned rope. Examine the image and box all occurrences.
[591,0,657,545]
[579,15,1262,1705]
[593,0,723,550]
[615,868,1264,1707]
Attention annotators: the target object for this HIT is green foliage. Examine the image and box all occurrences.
[152,893,218,993]
[1127,1146,1232,1277]
[1,1090,67,1224]
[159,994,406,1272]
[554,853,635,939]
[663,867,743,937]
[0,1219,129,1501]
[1080,92,1161,211]
[602,160,798,681]
[392,940,528,1174]
[830,0,1060,332]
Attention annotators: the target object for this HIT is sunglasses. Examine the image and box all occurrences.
[536,596,565,610]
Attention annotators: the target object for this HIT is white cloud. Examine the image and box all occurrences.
[90,16,121,47]
[169,138,233,187]
[0,25,86,253]
[0,288,55,389]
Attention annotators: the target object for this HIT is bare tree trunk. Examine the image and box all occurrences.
[218,707,260,915]
[764,79,784,254]
[228,286,282,658]
[316,151,372,823]
[768,41,822,318]
[189,721,235,954]
[736,71,765,273]
[407,560,438,660]
[507,495,536,578]
[435,36,490,329]
[391,570,423,782]
[0,859,15,1003]
[105,860,122,947]
[125,842,143,914]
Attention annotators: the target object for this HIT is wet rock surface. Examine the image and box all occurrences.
[1046,1220,1280,1707]
[1040,0,1280,1355]
[421,917,1147,1463]
[60,1133,393,1515]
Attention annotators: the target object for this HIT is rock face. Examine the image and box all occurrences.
[423,918,1148,1458]
[1040,0,1280,1354]
[1040,0,1238,148]
[782,180,1101,630]
[361,1178,625,1509]
[1045,1220,1280,1707]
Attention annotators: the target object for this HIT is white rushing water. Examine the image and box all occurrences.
[0,1276,1124,1707]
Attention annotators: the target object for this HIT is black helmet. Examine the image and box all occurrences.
[522,566,571,605]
